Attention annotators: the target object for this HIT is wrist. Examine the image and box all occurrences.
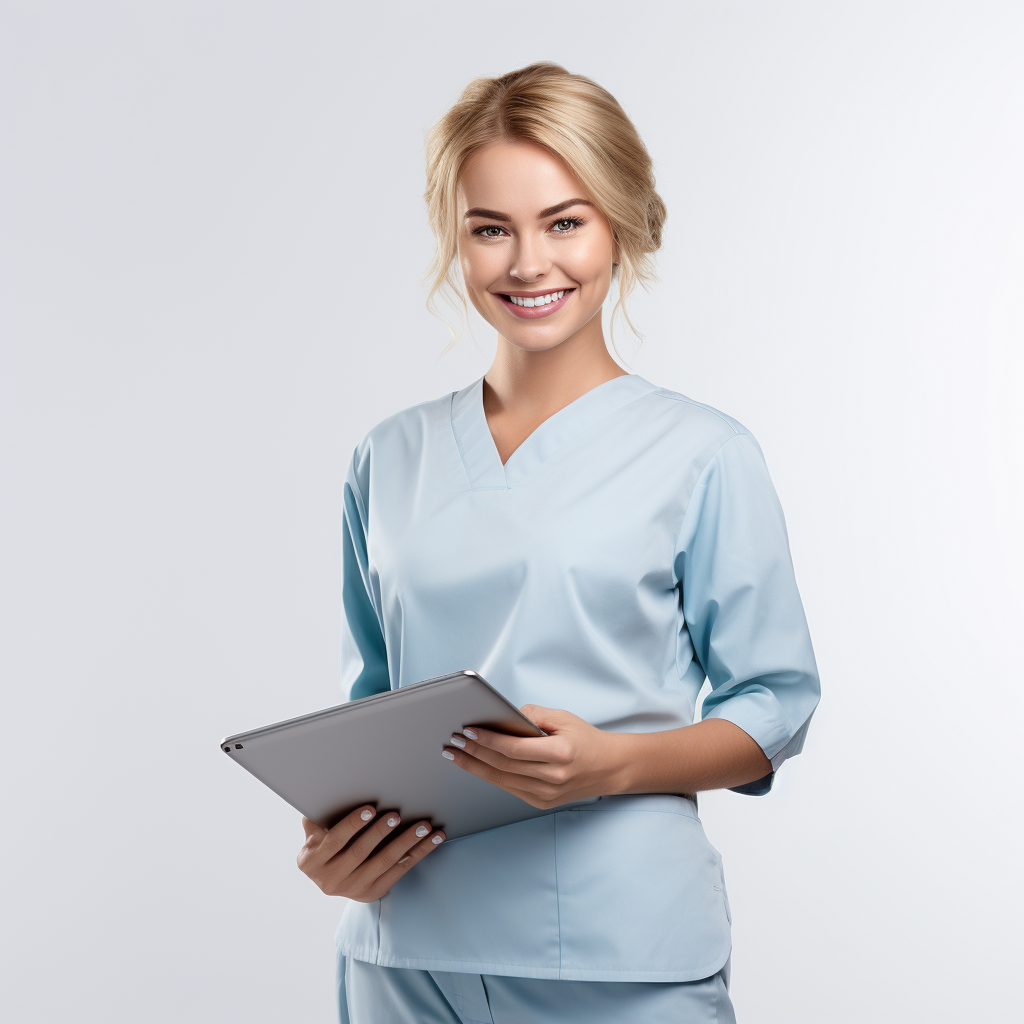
[602,730,642,796]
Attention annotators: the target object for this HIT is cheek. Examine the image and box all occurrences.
[461,243,502,291]
[565,238,614,291]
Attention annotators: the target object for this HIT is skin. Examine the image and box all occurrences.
[298,139,770,900]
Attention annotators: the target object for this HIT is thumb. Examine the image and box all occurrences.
[301,815,326,845]
[520,704,567,730]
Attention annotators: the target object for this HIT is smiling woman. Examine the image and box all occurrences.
[458,142,617,372]
[312,62,821,1024]
[424,62,665,356]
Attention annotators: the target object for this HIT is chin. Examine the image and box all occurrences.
[507,323,584,351]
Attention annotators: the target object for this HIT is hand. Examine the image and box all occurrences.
[442,704,629,809]
[297,806,445,902]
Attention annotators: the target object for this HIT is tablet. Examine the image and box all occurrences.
[220,669,559,841]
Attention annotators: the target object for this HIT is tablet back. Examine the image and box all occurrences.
[220,670,557,841]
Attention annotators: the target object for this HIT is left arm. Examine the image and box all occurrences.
[443,705,770,809]
[618,717,771,794]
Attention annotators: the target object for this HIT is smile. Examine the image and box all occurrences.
[497,289,575,319]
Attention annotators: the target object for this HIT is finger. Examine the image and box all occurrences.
[458,720,573,770]
[363,828,447,900]
[315,804,380,860]
[329,809,403,870]
[520,704,573,732]
[345,821,441,892]
[301,815,327,842]
[445,744,554,794]
[449,736,557,779]
[458,725,557,761]
[445,749,557,807]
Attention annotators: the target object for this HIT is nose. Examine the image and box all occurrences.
[509,231,551,283]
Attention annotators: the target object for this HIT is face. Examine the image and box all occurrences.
[458,140,616,353]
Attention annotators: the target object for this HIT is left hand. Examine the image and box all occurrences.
[442,704,629,809]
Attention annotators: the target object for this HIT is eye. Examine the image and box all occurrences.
[471,225,507,238]
[552,217,584,233]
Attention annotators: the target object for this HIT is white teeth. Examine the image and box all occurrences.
[508,290,566,307]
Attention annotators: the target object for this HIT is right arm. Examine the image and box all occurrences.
[296,448,445,899]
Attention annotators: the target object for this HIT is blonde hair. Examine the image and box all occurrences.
[423,62,666,360]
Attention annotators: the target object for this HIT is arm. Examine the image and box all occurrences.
[340,447,391,701]
[443,708,771,808]
[297,447,450,898]
[616,718,772,794]
[669,431,820,795]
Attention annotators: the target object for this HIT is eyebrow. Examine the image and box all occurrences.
[463,198,595,221]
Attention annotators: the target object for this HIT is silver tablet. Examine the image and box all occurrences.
[220,669,558,841]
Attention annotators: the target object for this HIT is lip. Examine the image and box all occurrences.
[496,288,575,319]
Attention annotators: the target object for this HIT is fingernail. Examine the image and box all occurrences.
[463,728,478,740]
[360,808,375,821]
[450,735,466,748]
[398,855,411,864]
[415,824,429,837]
[442,749,455,761]
[431,834,444,844]
[387,815,399,827]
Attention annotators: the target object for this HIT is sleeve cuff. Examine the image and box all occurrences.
[702,687,814,796]
[702,689,793,766]
[729,771,775,796]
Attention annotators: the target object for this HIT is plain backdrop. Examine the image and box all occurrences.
[2,2,1021,1021]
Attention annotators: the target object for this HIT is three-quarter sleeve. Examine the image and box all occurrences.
[340,448,391,701]
[673,431,820,795]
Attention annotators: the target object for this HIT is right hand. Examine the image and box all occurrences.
[297,806,445,902]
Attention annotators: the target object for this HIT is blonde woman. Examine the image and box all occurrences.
[298,62,820,1023]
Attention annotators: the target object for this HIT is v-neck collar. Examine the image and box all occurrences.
[450,372,657,490]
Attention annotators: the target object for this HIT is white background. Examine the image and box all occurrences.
[2,2,1021,1021]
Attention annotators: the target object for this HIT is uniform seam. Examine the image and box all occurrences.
[346,938,731,976]
[343,949,731,976]
[448,392,467,487]
[671,431,753,591]
[449,391,495,490]
[553,811,562,978]
[650,389,745,436]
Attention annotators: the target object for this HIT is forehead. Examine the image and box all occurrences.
[459,140,589,213]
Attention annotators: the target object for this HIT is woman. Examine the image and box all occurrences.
[299,62,820,1023]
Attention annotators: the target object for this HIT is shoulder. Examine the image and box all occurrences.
[646,381,752,440]
[359,389,452,449]
[637,379,764,465]
[347,387,456,492]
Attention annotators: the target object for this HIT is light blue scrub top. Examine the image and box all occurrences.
[334,372,820,982]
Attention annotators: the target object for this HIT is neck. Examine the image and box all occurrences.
[484,318,626,420]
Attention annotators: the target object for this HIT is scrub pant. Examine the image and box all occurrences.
[337,953,736,1023]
